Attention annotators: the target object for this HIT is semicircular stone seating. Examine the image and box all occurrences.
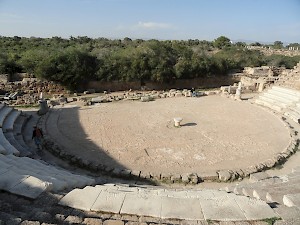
[2,85,300,222]
[218,85,300,209]
[55,86,300,221]
[0,103,95,199]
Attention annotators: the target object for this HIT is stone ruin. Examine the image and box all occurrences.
[221,62,300,95]
[0,77,68,106]
[89,88,215,105]
[246,45,300,57]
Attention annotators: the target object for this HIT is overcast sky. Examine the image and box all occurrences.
[0,0,299,43]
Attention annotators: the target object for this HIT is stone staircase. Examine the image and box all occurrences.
[0,103,95,199]
[221,168,300,210]
[256,86,300,123]
[59,183,277,221]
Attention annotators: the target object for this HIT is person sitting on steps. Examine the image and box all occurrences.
[32,126,44,150]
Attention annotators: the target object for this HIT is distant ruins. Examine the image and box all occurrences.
[220,61,300,96]
[246,45,300,56]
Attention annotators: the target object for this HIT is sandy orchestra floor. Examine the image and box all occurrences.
[56,96,291,175]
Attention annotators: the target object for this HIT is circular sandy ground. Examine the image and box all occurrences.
[56,96,291,175]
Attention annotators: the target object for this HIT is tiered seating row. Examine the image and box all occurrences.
[0,103,95,199]
[256,86,300,123]
[0,154,95,199]
[221,168,300,209]
[0,104,33,156]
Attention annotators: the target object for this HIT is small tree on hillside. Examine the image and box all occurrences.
[213,36,231,49]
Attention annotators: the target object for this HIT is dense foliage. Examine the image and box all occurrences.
[0,36,299,90]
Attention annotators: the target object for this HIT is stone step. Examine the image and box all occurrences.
[284,110,300,123]
[0,128,19,155]
[14,134,32,154]
[0,106,13,127]
[5,154,94,186]
[269,88,300,102]
[4,132,32,157]
[263,92,294,105]
[2,110,21,132]
[259,95,287,108]
[0,142,7,155]
[225,174,300,205]
[266,183,300,204]
[283,193,300,208]
[272,86,300,98]
[13,113,30,135]
[59,184,277,221]
[45,109,85,152]
[255,99,282,112]
[13,113,33,153]
[0,154,95,192]
[0,169,51,199]
[224,177,285,197]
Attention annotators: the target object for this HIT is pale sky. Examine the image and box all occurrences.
[0,0,300,43]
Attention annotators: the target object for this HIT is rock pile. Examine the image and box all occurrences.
[89,89,217,105]
[0,79,67,106]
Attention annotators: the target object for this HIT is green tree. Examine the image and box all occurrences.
[273,41,283,49]
[0,53,22,75]
[36,49,99,90]
[213,36,232,49]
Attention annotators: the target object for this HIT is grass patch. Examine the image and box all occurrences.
[262,217,281,225]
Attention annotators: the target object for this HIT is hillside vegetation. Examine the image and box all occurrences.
[1,36,300,90]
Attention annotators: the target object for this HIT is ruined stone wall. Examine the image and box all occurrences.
[246,46,300,56]
[276,62,300,90]
[237,62,300,92]
[84,77,240,92]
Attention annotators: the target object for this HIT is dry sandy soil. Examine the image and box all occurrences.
[55,95,291,175]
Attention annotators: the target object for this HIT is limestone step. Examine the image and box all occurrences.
[224,173,300,205]
[224,177,284,198]
[284,110,300,123]
[268,88,300,102]
[14,134,32,155]
[272,86,300,98]
[263,92,294,105]
[0,106,13,127]
[13,113,30,135]
[4,131,32,156]
[0,128,19,155]
[45,109,84,151]
[2,109,21,132]
[6,154,94,187]
[22,112,40,150]
[266,183,300,204]
[0,142,7,155]
[59,184,277,221]
[12,113,33,153]
[0,154,95,193]
[0,169,51,199]
[255,99,282,112]
[259,95,288,109]
[283,193,300,208]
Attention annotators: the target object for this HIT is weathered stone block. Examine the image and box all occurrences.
[188,173,200,184]
[103,220,124,225]
[83,217,103,225]
[217,170,232,182]
[249,172,270,182]
[199,171,219,181]
[181,174,189,183]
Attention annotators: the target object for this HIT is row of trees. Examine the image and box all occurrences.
[0,36,300,90]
